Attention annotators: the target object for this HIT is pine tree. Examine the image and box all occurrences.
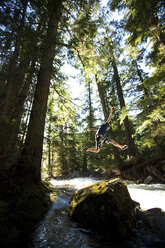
[17,1,63,182]
[110,0,165,54]
[109,0,165,156]
[95,75,122,163]
[82,80,97,174]
[109,42,137,157]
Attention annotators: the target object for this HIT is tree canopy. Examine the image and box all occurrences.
[0,0,164,180]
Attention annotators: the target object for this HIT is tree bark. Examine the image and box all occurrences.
[0,0,28,116]
[2,58,31,117]
[95,75,121,163]
[83,153,87,175]
[0,57,31,168]
[9,61,36,162]
[59,125,68,176]
[110,47,137,157]
[0,1,30,170]
[87,81,95,142]
[18,2,62,182]
[48,122,52,176]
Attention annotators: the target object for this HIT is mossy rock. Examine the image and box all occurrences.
[67,178,140,240]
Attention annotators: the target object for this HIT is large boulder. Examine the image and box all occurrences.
[67,179,140,240]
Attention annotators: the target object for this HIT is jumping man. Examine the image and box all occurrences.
[84,107,128,153]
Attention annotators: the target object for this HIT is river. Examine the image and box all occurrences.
[29,178,165,248]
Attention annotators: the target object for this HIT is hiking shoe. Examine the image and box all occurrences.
[122,145,128,151]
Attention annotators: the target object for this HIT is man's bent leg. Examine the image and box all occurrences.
[86,148,101,153]
[111,139,127,150]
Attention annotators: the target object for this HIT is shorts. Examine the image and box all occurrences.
[96,135,113,149]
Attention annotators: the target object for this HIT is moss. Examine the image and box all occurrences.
[67,178,138,240]
[0,179,56,248]
[67,178,121,216]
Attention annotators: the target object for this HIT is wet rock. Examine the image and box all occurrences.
[67,179,140,240]
[144,175,153,184]
[144,208,165,243]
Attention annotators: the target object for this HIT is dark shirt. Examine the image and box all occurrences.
[96,122,109,136]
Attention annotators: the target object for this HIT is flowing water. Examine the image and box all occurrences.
[29,178,165,248]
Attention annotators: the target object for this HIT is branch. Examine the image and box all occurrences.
[55,41,85,68]
[51,83,83,110]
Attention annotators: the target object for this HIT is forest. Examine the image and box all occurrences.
[0,0,165,247]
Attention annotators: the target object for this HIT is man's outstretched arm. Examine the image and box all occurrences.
[87,128,97,132]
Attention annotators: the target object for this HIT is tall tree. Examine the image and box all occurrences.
[109,0,165,157]
[110,0,165,51]
[108,42,137,157]
[18,1,63,182]
[82,80,97,173]
[0,0,34,177]
[95,75,122,163]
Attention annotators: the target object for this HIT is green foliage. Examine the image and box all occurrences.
[109,0,165,157]
[110,0,165,66]
[42,78,81,177]
[1,0,165,178]
[136,64,165,155]
[119,107,128,125]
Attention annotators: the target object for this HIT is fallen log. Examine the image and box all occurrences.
[117,155,165,178]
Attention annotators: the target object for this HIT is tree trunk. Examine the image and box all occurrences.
[48,140,51,175]
[48,122,52,176]
[2,58,31,117]
[0,57,31,170]
[95,75,121,163]
[18,2,62,182]
[134,61,144,83]
[12,60,36,122]
[134,60,152,98]
[20,98,33,149]
[110,47,137,157]
[59,125,68,176]
[0,0,28,116]
[0,2,30,172]
[87,81,95,142]
[50,147,54,177]
[2,60,35,166]
[151,11,165,52]
[83,153,87,175]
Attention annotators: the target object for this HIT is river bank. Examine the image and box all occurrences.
[0,177,54,248]
[1,173,165,248]
[30,177,165,248]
